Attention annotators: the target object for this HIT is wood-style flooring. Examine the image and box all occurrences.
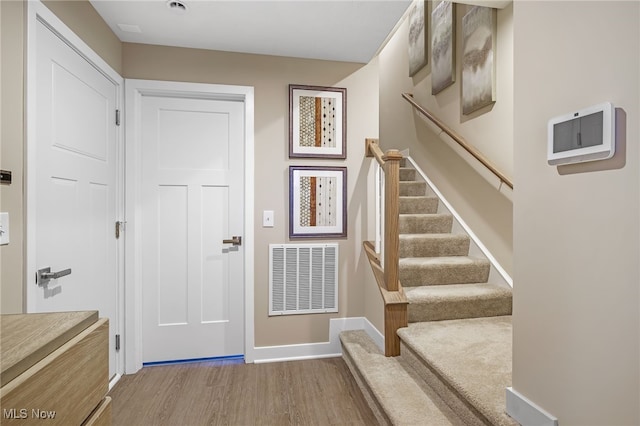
[108,357,378,426]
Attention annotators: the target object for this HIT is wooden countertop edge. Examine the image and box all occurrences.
[1,311,99,387]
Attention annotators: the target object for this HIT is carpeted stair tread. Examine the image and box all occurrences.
[340,330,464,426]
[399,233,470,258]
[399,196,439,214]
[400,256,490,286]
[398,317,517,426]
[405,283,513,322]
[400,181,428,196]
[399,213,453,234]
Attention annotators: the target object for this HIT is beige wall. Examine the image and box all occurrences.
[1,0,26,313]
[123,43,379,346]
[377,2,513,279]
[513,1,639,424]
[0,0,121,313]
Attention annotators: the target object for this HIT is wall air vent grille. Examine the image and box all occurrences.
[269,244,338,316]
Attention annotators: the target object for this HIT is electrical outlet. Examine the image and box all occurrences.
[0,212,9,245]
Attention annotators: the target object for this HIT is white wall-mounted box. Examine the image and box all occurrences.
[547,102,615,165]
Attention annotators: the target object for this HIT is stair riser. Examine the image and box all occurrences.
[399,263,490,286]
[399,168,416,181]
[399,236,470,258]
[399,215,453,234]
[400,182,427,196]
[408,297,513,322]
[341,346,392,426]
[399,197,439,214]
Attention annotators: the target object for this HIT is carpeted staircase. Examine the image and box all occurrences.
[341,160,516,425]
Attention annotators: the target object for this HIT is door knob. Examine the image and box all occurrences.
[222,236,242,246]
[36,267,72,286]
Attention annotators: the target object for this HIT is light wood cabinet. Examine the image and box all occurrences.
[1,311,110,425]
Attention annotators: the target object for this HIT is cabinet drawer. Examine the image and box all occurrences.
[0,318,108,425]
[82,396,112,426]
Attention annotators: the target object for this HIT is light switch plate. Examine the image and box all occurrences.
[0,212,9,245]
[263,210,274,227]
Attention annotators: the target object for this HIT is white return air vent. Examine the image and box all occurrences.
[269,244,338,316]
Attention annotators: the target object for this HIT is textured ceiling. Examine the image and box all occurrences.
[89,0,413,63]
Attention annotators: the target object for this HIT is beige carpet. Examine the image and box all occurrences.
[342,161,516,425]
[405,284,512,322]
[399,234,471,258]
[340,330,465,426]
[396,164,510,319]
[398,317,517,426]
[399,213,453,234]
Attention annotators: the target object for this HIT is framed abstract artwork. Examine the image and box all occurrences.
[408,0,428,76]
[462,6,497,114]
[289,84,347,159]
[431,1,455,94]
[289,166,347,238]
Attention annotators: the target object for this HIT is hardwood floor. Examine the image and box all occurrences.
[108,357,378,426]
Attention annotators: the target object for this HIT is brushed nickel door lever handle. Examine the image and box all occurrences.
[222,236,242,246]
[36,267,72,286]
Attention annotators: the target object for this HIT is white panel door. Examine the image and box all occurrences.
[32,19,119,378]
[140,95,244,363]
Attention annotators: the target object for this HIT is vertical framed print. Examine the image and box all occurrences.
[462,6,497,114]
[431,1,455,94]
[289,166,347,238]
[408,0,428,76]
[289,85,347,159]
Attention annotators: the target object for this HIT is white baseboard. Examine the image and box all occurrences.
[506,387,558,426]
[109,374,122,391]
[363,318,385,352]
[253,317,383,364]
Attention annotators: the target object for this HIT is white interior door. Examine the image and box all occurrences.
[30,16,121,378]
[140,94,245,363]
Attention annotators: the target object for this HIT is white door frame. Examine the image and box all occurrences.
[25,1,125,379]
[124,79,255,374]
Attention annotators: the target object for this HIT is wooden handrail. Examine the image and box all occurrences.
[401,93,513,189]
[365,138,386,166]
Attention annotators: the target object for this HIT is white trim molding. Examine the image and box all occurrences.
[124,79,255,373]
[362,318,385,352]
[506,387,559,426]
[253,317,383,364]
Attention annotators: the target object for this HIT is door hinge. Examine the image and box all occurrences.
[115,334,121,351]
[115,221,125,239]
[115,109,121,126]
